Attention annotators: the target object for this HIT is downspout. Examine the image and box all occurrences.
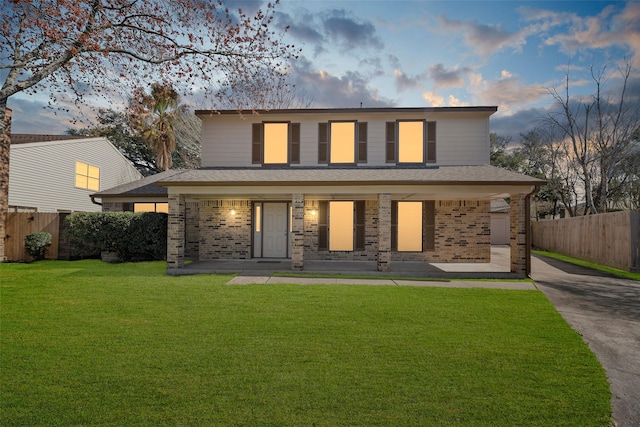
[90,195,102,206]
[525,185,541,276]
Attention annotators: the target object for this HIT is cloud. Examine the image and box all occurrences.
[429,63,470,88]
[490,107,549,140]
[522,2,640,63]
[322,9,383,51]
[276,9,383,55]
[422,91,444,107]
[468,71,548,115]
[439,16,527,58]
[287,57,395,108]
[7,95,92,134]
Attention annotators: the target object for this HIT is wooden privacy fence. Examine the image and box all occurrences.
[532,210,640,272]
[4,212,71,262]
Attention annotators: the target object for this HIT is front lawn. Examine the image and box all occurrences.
[1,261,611,426]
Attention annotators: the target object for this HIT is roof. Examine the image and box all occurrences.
[93,170,183,197]
[195,106,498,117]
[10,134,87,144]
[157,166,545,187]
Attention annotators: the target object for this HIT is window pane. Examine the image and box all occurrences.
[75,175,87,189]
[398,202,422,251]
[88,165,100,179]
[76,161,88,175]
[264,123,288,164]
[398,121,423,163]
[329,201,354,251]
[87,177,100,191]
[134,203,156,213]
[156,203,169,213]
[330,122,355,163]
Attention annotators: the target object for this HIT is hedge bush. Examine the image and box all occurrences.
[65,212,167,262]
[25,231,52,260]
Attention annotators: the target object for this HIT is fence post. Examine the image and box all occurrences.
[632,210,640,273]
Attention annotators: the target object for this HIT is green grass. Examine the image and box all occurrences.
[1,260,611,426]
[533,249,640,281]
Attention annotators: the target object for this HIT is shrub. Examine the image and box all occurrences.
[25,232,52,261]
[65,212,167,262]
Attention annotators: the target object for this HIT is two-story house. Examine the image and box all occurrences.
[152,107,543,276]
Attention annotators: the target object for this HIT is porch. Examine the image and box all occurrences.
[167,246,521,279]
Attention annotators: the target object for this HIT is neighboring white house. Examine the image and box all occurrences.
[8,135,141,212]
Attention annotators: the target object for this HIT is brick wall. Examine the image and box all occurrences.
[198,199,252,260]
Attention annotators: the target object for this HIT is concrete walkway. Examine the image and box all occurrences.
[227,275,536,289]
[531,254,640,427]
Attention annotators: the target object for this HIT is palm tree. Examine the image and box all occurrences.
[131,83,179,171]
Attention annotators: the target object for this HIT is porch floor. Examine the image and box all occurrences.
[168,246,523,279]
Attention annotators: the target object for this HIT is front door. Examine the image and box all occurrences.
[262,203,288,258]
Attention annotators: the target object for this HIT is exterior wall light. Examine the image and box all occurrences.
[310,209,317,216]
[230,209,236,215]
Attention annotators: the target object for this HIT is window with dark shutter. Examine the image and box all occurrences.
[424,201,435,250]
[358,122,367,163]
[426,122,436,163]
[386,121,396,163]
[291,123,300,164]
[355,201,366,251]
[318,201,328,250]
[252,123,262,164]
[318,123,328,164]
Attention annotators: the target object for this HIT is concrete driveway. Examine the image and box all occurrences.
[531,254,640,427]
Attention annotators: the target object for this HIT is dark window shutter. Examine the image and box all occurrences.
[252,123,262,164]
[424,201,435,250]
[355,201,366,251]
[391,200,398,251]
[318,123,328,164]
[318,201,328,250]
[290,123,300,164]
[385,121,396,163]
[357,122,367,163]
[426,122,436,163]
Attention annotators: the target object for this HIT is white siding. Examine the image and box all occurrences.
[9,138,141,212]
[200,111,492,168]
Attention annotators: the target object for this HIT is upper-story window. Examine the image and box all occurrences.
[386,120,436,164]
[318,122,367,165]
[75,161,100,191]
[252,122,300,165]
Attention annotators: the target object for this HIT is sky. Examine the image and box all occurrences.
[7,0,640,140]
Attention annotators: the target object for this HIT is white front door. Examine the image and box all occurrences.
[262,203,288,258]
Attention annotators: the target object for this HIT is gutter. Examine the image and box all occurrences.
[90,195,102,206]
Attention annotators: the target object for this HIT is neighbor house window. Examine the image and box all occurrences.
[391,201,435,251]
[75,161,100,191]
[386,121,436,164]
[317,201,366,251]
[134,202,168,213]
[252,122,300,165]
[319,122,367,164]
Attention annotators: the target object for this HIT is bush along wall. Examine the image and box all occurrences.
[65,212,167,262]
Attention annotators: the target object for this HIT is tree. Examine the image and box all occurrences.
[490,133,523,172]
[69,107,201,176]
[0,0,296,260]
[130,84,179,171]
[546,62,640,214]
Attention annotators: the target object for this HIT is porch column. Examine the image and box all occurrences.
[510,193,527,275]
[377,193,392,272]
[167,193,186,270]
[291,193,305,271]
